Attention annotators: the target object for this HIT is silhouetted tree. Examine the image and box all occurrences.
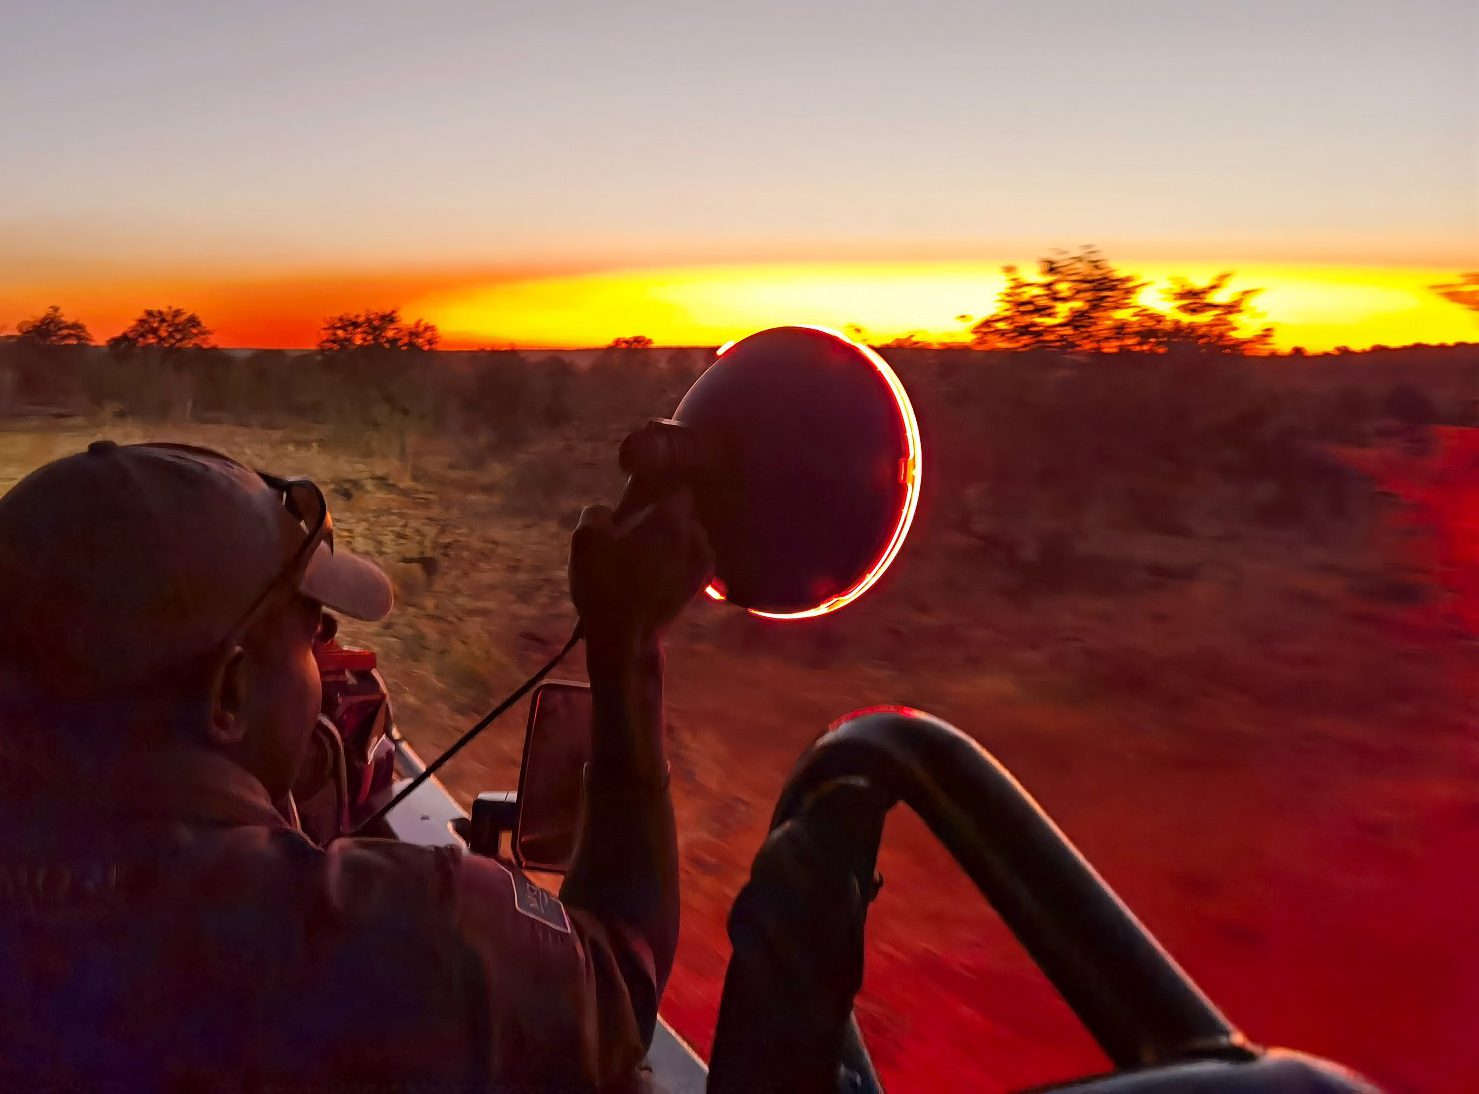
[1158,273,1274,354]
[969,247,1272,355]
[15,305,91,346]
[588,335,661,417]
[317,309,439,356]
[606,335,653,351]
[596,334,657,371]
[108,307,212,355]
[312,310,441,472]
[971,248,1153,353]
[879,332,934,349]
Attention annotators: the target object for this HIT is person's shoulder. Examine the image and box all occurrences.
[317,835,466,920]
[309,837,578,954]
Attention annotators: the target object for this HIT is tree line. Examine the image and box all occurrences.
[4,304,439,356]
[4,248,1284,357]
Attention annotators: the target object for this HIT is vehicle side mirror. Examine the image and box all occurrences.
[514,680,593,873]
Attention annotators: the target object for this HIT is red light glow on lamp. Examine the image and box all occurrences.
[701,325,923,620]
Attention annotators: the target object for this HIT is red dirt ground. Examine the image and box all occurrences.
[13,418,1465,1091]
[376,421,1475,1093]
[649,429,1479,1092]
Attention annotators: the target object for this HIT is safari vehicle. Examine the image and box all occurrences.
[304,638,1378,1094]
[299,328,1380,1091]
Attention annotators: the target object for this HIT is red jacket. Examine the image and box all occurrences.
[0,749,668,1092]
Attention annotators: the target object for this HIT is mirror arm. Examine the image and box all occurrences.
[467,791,519,858]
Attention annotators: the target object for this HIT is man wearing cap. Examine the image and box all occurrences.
[0,440,711,1091]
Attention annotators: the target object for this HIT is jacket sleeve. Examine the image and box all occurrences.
[452,821,671,1093]
[450,631,678,1090]
[559,771,679,1041]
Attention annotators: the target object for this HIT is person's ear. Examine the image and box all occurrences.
[206,646,249,747]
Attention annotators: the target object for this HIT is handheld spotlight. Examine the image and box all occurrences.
[617,325,923,619]
[360,325,925,830]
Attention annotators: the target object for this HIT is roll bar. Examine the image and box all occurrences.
[771,707,1258,1072]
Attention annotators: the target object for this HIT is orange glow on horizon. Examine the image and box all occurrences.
[2,260,1475,353]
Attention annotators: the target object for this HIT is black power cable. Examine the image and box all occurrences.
[358,454,679,835]
[357,621,584,833]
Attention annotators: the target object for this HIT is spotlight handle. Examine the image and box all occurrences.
[612,417,725,528]
[618,418,721,481]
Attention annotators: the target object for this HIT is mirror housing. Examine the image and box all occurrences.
[463,791,517,857]
[513,680,593,873]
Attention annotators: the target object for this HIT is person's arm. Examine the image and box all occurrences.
[447,493,708,1091]
[557,632,677,1041]
[559,489,711,1046]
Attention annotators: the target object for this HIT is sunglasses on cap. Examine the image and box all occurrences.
[143,443,333,645]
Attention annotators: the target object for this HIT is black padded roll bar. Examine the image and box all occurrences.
[770,708,1258,1072]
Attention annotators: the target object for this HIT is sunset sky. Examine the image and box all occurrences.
[2,1,1475,351]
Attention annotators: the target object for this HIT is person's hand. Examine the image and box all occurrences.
[730,779,885,1006]
[568,485,714,648]
[708,778,888,1093]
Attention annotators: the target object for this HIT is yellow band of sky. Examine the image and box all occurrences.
[4,261,1476,352]
[412,262,1479,353]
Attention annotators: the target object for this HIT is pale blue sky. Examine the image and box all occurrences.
[2,0,1475,277]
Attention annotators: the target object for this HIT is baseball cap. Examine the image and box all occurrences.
[0,440,394,700]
